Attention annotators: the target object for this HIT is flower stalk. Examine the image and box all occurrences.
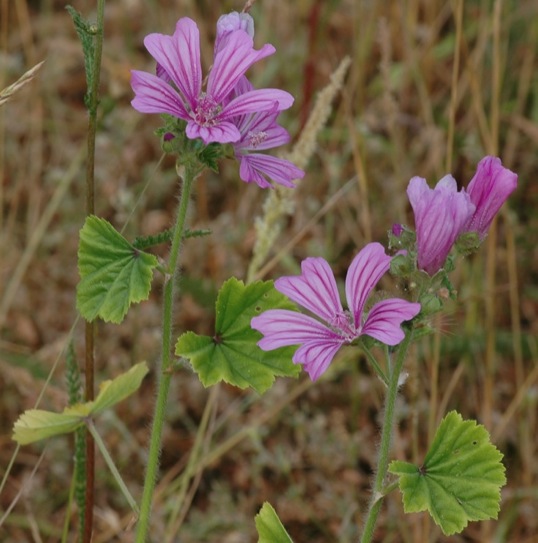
[80,1,106,540]
[135,162,196,543]
[359,329,414,543]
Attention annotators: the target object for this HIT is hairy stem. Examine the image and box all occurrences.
[135,165,196,542]
[359,330,414,543]
[362,346,389,387]
[83,1,106,541]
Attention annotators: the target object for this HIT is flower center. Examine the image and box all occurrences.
[193,93,222,127]
[247,130,268,148]
[329,311,357,342]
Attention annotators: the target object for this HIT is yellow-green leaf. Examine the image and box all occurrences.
[255,502,294,543]
[13,408,88,445]
[91,361,149,414]
[13,362,149,445]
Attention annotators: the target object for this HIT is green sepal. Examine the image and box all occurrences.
[389,410,506,535]
[196,142,223,172]
[175,278,300,394]
[156,114,229,172]
[13,362,149,445]
[255,502,294,543]
[455,230,481,256]
[77,216,158,323]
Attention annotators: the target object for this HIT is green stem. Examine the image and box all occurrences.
[135,164,196,542]
[362,346,389,386]
[87,420,139,514]
[359,329,414,543]
[84,2,106,541]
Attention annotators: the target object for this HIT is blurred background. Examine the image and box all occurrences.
[1,0,537,541]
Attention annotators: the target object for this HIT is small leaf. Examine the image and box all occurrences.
[12,408,89,445]
[13,362,149,445]
[389,411,506,535]
[91,361,149,414]
[77,216,158,323]
[175,278,299,394]
[255,502,294,543]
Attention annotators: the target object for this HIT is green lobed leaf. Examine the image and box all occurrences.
[255,502,294,543]
[389,410,506,535]
[77,216,158,323]
[13,362,149,445]
[175,278,300,394]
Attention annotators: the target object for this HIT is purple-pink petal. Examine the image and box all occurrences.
[144,18,201,108]
[131,70,189,119]
[237,124,290,152]
[186,120,241,145]
[274,258,344,323]
[251,310,344,381]
[231,106,289,150]
[293,341,344,381]
[361,299,421,345]
[243,109,283,134]
[239,158,273,188]
[464,156,518,239]
[156,62,172,84]
[251,309,340,348]
[222,89,294,120]
[345,243,392,329]
[208,30,275,104]
[238,154,303,188]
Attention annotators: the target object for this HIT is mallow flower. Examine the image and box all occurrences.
[227,78,305,188]
[407,175,475,275]
[407,156,517,276]
[251,243,421,381]
[464,156,518,239]
[131,17,293,145]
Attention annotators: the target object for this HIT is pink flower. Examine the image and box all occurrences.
[228,78,304,188]
[464,156,518,239]
[251,243,421,381]
[131,17,293,145]
[407,175,475,275]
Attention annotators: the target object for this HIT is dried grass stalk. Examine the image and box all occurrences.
[247,56,351,283]
[0,60,45,108]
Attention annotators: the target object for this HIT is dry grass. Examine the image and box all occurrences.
[1,0,537,542]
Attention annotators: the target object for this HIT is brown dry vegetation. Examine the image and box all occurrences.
[1,0,537,542]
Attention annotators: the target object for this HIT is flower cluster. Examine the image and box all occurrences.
[252,156,517,381]
[131,12,518,383]
[407,156,517,275]
[131,12,304,188]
